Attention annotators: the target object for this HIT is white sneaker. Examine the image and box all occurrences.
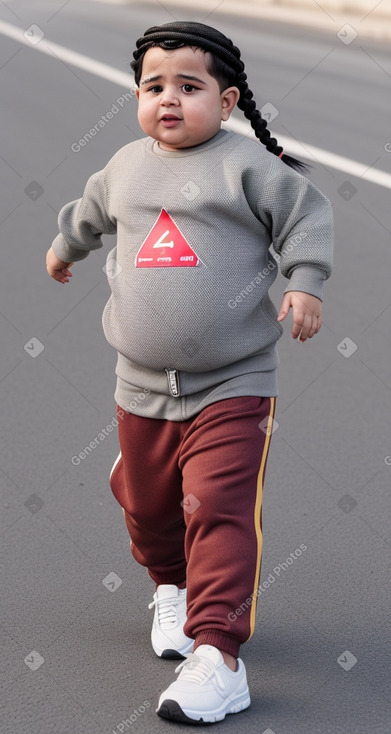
[148,584,194,659]
[156,644,251,723]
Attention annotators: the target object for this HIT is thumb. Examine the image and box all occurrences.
[277,293,292,322]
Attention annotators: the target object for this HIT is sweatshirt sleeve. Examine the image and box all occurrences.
[51,167,117,263]
[244,154,334,301]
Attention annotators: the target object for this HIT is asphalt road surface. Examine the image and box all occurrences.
[1,1,390,733]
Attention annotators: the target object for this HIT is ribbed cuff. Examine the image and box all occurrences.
[147,568,187,586]
[284,264,328,301]
[194,630,240,658]
[51,233,91,263]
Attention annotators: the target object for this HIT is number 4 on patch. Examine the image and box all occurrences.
[153,230,174,249]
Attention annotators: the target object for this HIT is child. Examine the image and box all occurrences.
[46,21,333,725]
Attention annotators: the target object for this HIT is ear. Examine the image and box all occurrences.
[135,87,140,101]
[220,86,240,121]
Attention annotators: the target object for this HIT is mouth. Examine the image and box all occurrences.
[160,114,181,120]
[160,114,182,127]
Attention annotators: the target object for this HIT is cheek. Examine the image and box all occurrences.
[137,99,152,123]
[186,99,213,124]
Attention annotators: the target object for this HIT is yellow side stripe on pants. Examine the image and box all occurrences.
[247,397,276,640]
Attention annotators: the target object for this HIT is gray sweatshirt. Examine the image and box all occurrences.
[52,129,334,420]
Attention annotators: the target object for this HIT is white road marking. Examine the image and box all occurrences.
[1,18,390,189]
[224,118,391,190]
[0,18,132,87]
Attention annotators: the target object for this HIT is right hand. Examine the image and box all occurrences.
[46,247,73,283]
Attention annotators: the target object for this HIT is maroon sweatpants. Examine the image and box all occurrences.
[109,395,276,658]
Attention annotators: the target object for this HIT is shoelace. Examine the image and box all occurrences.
[148,594,180,629]
[174,653,226,695]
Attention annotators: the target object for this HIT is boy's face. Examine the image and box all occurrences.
[135,46,239,150]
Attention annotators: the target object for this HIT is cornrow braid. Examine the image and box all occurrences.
[131,21,310,173]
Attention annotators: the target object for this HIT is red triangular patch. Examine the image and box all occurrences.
[135,209,199,268]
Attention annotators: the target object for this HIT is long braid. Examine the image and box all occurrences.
[235,70,310,173]
[236,70,281,154]
[131,21,310,173]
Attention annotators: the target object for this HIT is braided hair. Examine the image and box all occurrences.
[131,21,309,173]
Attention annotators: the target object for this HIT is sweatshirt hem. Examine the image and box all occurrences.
[114,370,279,421]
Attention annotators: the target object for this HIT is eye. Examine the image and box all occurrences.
[182,84,197,93]
[148,85,163,94]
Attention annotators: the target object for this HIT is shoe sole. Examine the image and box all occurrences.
[157,695,251,724]
[153,637,194,659]
[160,649,188,660]
[157,700,210,724]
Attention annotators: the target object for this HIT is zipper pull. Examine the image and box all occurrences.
[165,369,180,397]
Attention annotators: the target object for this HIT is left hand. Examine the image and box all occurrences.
[46,246,73,284]
[277,291,322,342]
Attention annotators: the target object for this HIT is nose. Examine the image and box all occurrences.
[160,85,179,106]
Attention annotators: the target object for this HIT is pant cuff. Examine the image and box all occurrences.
[194,630,241,658]
[148,569,187,586]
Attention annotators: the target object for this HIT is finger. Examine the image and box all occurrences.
[302,314,321,341]
[303,313,315,339]
[277,293,292,321]
[51,271,69,283]
[308,315,322,338]
[291,313,305,339]
[57,267,73,282]
[294,313,311,340]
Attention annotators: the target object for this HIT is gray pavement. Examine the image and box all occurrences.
[136,0,391,39]
[1,1,390,733]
